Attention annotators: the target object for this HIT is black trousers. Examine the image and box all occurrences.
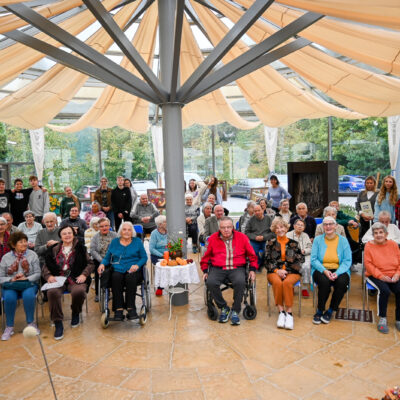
[313,270,349,312]
[186,222,198,246]
[206,267,246,313]
[114,212,130,232]
[94,259,100,296]
[367,276,400,319]
[111,270,142,310]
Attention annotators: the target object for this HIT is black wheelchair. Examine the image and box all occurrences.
[99,264,151,328]
[204,263,257,321]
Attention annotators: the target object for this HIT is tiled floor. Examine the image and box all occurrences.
[0,261,399,400]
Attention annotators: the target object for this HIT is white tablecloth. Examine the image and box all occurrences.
[154,262,200,288]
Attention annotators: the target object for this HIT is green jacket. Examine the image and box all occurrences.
[60,195,80,219]
[336,210,354,227]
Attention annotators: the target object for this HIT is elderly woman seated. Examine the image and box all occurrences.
[265,218,304,330]
[0,232,41,340]
[98,221,147,321]
[84,217,100,253]
[17,211,43,249]
[238,201,256,233]
[315,206,346,237]
[149,215,168,297]
[311,216,352,324]
[197,202,213,241]
[43,225,94,340]
[364,222,400,334]
[286,219,312,298]
[84,201,106,225]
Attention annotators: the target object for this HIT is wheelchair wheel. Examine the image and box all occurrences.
[145,283,151,312]
[249,281,256,306]
[203,285,208,306]
[101,312,109,329]
[139,307,147,326]
[243,305,257,320]
[207,304,218,321]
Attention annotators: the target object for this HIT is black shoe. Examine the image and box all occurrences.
[54,321,64,340]
[127,309,139,320]
[71,313,80,328]
[114,310,124,321]
[321,311,333,324]
[312,313,322,325]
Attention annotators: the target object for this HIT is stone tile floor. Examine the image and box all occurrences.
[0,260,399,400]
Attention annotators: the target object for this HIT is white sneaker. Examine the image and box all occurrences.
[284,313,294,330]
[277,311,286,328]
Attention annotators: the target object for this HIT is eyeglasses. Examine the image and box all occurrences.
[323,223,335,226]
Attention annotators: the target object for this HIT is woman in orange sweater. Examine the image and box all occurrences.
[364,222,400,334]
[265,218,304,330]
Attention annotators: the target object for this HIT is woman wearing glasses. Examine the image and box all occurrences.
[98,221,147,321]
[311,216,352,325]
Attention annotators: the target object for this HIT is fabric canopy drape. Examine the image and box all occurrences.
[388,116,400,171]
[151,125,164,187]
[29,128,45,181]
[264,126,279,173]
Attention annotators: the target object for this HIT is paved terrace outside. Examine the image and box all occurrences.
[0,256,399,400]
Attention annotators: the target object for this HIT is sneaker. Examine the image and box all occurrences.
[395,321,400,332]
[1,326,14,341]
[156,288,163,296]
[301,289,310,298]
[71,313,80,328]
[321,310,333,324]
[127,309,139,320]
[94,295,99,302]
[377,317,389,334]
[230,311,240,326]
[27,322,40,335]
[114,310,124,321]
[277,311,286,328]
[312,313,322,325]
[218,306,231,323]
[54,321,64,340]
[284,313,294,330]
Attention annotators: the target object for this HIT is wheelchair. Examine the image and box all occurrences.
[99,264,151,328]
[204,263,257,321]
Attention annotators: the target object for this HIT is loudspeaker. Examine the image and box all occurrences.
[287,161,338,217]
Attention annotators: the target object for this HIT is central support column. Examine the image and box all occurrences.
[158,0,186,254]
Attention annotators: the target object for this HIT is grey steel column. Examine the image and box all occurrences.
[328,116,332,161]
[212,126,216,176]
[158,0,186,253]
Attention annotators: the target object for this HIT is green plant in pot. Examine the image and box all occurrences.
[167,237,183,259]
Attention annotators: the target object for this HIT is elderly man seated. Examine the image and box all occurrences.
[34,212,59,267]
[290,202,317,240]
[201,205,225,243]
[201,217,257,325]
[362,210,400,244]
[130,193,160,235]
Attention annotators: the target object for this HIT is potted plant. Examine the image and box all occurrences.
[167,237,183,259]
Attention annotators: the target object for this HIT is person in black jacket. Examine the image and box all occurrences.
[289,202,317,240]
[10,178,32,225]
[111,176,132,231]
[42,225,93,340]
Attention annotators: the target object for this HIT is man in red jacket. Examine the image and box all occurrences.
[201,216,257,325]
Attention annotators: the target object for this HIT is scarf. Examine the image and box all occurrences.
[8,251,29,275]
[55,245,76,276]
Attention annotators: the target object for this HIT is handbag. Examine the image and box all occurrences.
[2,280,36,291]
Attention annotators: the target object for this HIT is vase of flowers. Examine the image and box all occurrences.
[167,237,183,259]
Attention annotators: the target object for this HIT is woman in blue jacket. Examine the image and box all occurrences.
[311,216,352,325]
[98,221,147,321]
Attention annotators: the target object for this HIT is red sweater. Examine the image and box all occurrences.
[200,230,258,272]
[364,240,400,279]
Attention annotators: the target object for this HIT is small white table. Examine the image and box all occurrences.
[154,262,200,320]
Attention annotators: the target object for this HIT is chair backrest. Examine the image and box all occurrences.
[315,217,323,225]
[235,221,239,230]
[133,224,144,241]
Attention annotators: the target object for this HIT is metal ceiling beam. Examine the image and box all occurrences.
[3,29,156,103]
[82,0,167,103]
[170,0,185,101]
[122,0,154,31]
[192,0,224,17]
[182,11,323,102]
[177,0,275,102]
[187,37,311,101]
[5,3,158,103]
[183,2,214,45]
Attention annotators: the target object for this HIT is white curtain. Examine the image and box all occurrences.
[29,128,45,182]
[264,125,278,173]
[151,125,164,187]
[388,116,400,171]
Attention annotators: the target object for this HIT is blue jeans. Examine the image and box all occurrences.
[3,285,38,327]
[105,210,115,230]
[250,240,266,269]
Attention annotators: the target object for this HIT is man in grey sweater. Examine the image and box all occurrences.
[28,176,50,224]
[245,205,272,270]
[34,212,59,266]
[130,193,160,235]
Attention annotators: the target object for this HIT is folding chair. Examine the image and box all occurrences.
[267,279,301,317]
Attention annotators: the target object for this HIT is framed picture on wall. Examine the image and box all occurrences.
[147,188,166,209]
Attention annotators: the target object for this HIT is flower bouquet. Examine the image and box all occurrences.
[167,237,183,259]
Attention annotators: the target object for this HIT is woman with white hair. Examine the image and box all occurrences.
[197,202,213,240]
[84,216,100,254]
[315,206,345,237]
[311,216,352,325]
[364,222,400,334]
[98,221,147,321]
[17,211,42,249]
[149,215,168,296]
[185,193,199,253]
